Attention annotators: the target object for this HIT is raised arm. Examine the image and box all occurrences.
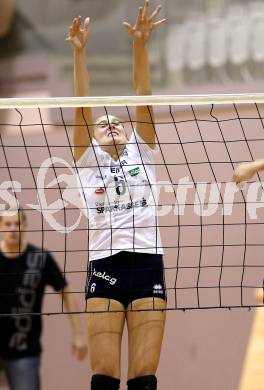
[233,160,264,184]
[123,0,166,148]
[67,16,93,162]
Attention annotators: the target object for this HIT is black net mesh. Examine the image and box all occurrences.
[1,100,264,314]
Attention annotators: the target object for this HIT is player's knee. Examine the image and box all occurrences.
[127,375,157,390]
[130,361,157,379]
[91,374,120,390]
[91,362,119,379]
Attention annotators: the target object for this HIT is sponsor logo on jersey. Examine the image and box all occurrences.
[110,167,120,174]
[110,161,127,174]
[128,167,140,176]
[93,269,117,285]
[95,187,105,195]
[153,284,163,295]
[96,197,148,213]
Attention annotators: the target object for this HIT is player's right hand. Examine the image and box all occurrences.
[66,16,91,51]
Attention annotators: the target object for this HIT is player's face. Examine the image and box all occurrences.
[0,214,26,246]
[94,115,128,147]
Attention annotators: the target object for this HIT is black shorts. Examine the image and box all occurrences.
[85,251,166,308]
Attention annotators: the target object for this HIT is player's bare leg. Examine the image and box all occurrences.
[126,297,166,389]
[86,298,125,379]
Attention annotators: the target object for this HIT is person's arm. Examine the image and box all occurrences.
[233,160,264,184]
[0,0,15,38]
[67,16,93,162]
[60,286,87,361]
[123,0,166,148]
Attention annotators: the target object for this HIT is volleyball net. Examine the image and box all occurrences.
[1,94,264,314]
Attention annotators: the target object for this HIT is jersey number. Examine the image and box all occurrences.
[114,176,126,196]
[90,283,96,293]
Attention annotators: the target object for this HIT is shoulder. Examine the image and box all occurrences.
[75,139,104,169]
[27,244,50,257]
[27,244,54,265]
[128,129,158,162]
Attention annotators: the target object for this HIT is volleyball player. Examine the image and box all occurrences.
[233,160,264,183]
[0,209,87,390]
[67,1,167,389]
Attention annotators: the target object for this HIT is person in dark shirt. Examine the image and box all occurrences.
[0,209,87,390]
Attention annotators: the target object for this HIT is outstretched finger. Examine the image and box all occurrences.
[75,16,82,30]
[123,22,134,35]
[152,19,167,29]
[136,7,143,24]
[83,17,90,36]
[72,17,80,35]
[149,5,162,21]
[66,26,73,40]
[142,0,150,19]
[84,17,90,29]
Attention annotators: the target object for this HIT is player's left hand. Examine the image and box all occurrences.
[72,333,87,360]
[123,0,166,44]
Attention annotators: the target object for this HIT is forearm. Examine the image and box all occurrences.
[133,41,152,95]
[73,48,93,159]
[133,39,155,145]
[254,159,264,171]
[62,288,83,337]
[74,49,90,97]
[253,159,264,172]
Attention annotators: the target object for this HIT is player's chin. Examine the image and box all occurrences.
[105,136,123,146]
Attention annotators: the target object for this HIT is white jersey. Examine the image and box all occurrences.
[76,130,163,261]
